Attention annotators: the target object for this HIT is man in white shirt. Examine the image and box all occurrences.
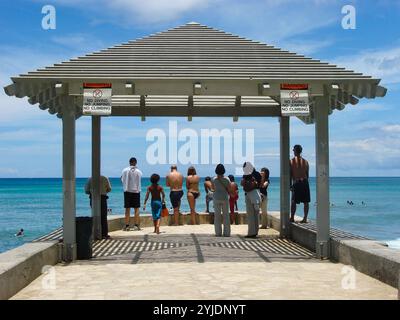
[121,157,143,231]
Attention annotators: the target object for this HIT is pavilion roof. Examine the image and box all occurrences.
[3,22,387,123]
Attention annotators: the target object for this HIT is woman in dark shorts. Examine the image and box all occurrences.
[186,166,200,225]
[143,174,165,234]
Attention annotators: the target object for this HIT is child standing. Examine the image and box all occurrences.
[143,174,165,234]
[228,175,239,224]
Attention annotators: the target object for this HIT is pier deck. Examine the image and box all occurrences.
[12,224,397,300]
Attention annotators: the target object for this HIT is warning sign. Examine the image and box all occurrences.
[280,84,310,117]
[83,83,112,116]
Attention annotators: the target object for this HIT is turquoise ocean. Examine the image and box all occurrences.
[0,177,399,254]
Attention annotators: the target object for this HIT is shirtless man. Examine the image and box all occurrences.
[166,165,184,226]
[290,145,310,223]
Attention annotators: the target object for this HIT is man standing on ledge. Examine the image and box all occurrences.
[166,165,184,226]
[290,145,310,223]
[84,175,112,239]
[121,157,142,231]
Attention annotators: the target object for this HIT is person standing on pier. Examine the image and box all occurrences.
[241,162,261,238]
[212,164,232,237]
[228,175,239,224]
[186,166,201,225]
[204,176,214,213]
[259,167,270,229]
[85,175,112,239]
[143,174,166,234]
[121,157,143,231]
[166,165,184,226]
[290,145,310,223]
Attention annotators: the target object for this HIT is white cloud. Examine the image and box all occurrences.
[0,167,19,176]
[334,46,400,85]
[0,44,81,124]
[254,153,280,158]
[330,133,400,173]
[382,124,400,133]
[35,0,342,42]
[51,33,105,52]
[0,129,59,142]
[43,0,210,25]
[278,39,334,56]
[356,102,386,111]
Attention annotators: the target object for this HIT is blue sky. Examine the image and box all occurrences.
[0,0,400,178]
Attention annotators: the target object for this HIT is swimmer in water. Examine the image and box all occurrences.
[15,229,24,237]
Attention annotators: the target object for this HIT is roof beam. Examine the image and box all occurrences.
[66,79,329,97]
[110,105,281,117]
[188,96,194,121]
[376,85,387,97]
[233,96,241,122]
[140,95,146,121]
[3,84,16,96]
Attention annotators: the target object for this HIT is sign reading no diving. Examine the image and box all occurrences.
[83,83,112,116]
[280,84,310,117]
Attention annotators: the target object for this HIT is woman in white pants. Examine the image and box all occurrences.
[212,164,232,237]
[241,162,261,238]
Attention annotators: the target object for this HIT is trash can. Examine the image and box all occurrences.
[76,217,93,260]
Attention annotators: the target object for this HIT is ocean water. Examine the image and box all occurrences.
[0,177,399,254]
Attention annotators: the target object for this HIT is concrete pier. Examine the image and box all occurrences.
[1,211,399,300]
[9,223,398,300]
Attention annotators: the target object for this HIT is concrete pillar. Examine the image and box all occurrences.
[62,102,77,262]
[314,97,330,259]
[279,116,290,238]
[92,116,102,240]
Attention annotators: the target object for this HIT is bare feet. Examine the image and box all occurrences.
[289,217,295,223]
[300,219,308,223]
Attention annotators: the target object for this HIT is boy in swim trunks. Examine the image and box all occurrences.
[166,165,184,226]
[143,174,165,234]
[290,145,310,223]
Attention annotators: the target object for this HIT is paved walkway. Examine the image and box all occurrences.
[12,225,397,300]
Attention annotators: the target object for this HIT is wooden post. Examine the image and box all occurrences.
[62,99,77,261]
[314,96,330,259]
[280,116,290,238]
[92,116,102,240]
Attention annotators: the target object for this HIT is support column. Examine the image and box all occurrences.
[314,97,330,259]
[62,101,77,262]
[279,116,290,238]
[92,116,102,240]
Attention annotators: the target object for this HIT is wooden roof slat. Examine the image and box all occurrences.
[11,22,378,81]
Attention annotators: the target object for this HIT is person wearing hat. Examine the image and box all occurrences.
[241,162,261,238]
[211,164,232,237]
